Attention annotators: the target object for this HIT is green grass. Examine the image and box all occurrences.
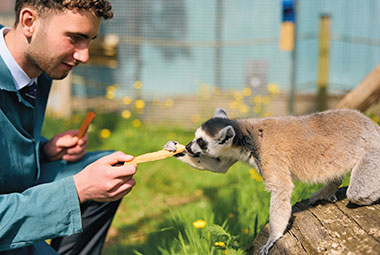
[42,112,349,255]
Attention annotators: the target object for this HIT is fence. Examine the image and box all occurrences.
[1,0,380,123]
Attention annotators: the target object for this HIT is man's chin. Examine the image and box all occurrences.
[47,71,71,80]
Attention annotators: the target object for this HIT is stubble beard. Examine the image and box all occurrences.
[26,29,71,80]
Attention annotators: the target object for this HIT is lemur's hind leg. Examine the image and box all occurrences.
[309,177,342,205]
[347,149,380,205]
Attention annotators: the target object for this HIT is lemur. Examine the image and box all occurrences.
[165,108,380,255]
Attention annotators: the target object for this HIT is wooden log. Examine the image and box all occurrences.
[250,188,380,254]
[336,63,380,111]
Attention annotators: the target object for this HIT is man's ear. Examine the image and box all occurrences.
[217,125,235,144]
[19,8,37,38]
[214,108,228,119]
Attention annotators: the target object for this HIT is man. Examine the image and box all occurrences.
[0,1,137,254]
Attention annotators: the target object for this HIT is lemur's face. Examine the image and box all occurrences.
[186,124,235,158]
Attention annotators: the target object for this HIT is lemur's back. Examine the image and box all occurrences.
[241,109,380,183]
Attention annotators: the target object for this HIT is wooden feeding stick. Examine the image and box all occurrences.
[125,143,186,165]
[50,111,95,161]
[77,111,96,139]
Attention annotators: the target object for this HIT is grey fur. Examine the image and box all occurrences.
[166,108,380,255]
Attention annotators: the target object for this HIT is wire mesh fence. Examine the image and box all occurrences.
[1,0,380,124]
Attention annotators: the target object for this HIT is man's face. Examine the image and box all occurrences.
[26,8,101,79]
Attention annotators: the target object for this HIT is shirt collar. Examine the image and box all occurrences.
[0,27,37,90]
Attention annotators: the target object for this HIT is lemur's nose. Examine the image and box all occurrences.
[186,142,194,154]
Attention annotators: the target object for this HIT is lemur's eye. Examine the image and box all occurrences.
[196,138,207,150]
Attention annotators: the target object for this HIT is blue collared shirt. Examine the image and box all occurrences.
[0,27,37,90]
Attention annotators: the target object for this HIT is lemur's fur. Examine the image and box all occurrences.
[165,108,380,255]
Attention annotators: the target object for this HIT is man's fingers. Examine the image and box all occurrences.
[55,135,79,148]
[100,151,135,166]
[108,178,136,200]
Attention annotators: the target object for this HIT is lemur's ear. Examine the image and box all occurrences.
[216,125,235,144]
[214,108,228,119]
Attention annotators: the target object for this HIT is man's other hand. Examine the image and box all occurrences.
[43,130,88,162]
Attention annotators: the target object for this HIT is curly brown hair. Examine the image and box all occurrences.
[14,0,113,24]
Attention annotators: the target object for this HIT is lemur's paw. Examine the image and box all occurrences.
[164,141,178,152]
[259,240,275,255]
[309,194,337,205]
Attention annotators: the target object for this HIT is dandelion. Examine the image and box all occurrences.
[132,119,142,128]
[164,99,174,108]
[233,91,243,101]
[229,100,239,110]
[228,213,234,219]
[134,81,143,89]
[242,87,251,97]
[106,90,115,99]
[192,219,206,229]
[253,104,262,114]
[123,96,132,105]
[249,168,263,181]
[212,86,221,96]
[267,83,280,95]
[100,129,111,139]
[121,110,131,119]
[135,99,145,110]
[214,241,226,248]
[239,104,249,114]
[253,95,263,104]
[372,115,380,124]
[243,228,249,235]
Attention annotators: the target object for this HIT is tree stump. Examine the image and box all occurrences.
[250,188,380,254]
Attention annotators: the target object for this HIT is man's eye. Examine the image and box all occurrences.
[196,138,207,150]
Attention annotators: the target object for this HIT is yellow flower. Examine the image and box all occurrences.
[132,119,142,128]
[100,129,111,139]
[242,87,251,97]
[249,168,263,181]
[239,104,249,114]
[106,85,117,92]
[253,104,262,114]
[229,100,239,110]
[267,83,280,95]
[228,213,234,219]
[123,96,132,105]
[214,241,226,248]
[134,81,143,89]
[243,228,249,235]
[372,115,380,124]
[212,86,221,96]
[233,91,243,101]
[253,95,263,104]
[121,110,131,119]
[135,99,145,109]
[106,90,115,99]
[192,219,206,229]
[164,99,174,108]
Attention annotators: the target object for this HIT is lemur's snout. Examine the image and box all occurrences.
[186,142,193,154]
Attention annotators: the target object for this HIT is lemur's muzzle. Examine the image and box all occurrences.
[186,141,200,157]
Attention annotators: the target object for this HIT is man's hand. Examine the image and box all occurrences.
[43,130,88,162]
[73,151,137,203]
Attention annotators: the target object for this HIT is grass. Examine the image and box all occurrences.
[42,112,350,255]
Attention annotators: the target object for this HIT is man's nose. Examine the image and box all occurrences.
[73,47,89,64]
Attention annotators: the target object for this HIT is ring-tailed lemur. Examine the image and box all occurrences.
[165,108,380,255]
